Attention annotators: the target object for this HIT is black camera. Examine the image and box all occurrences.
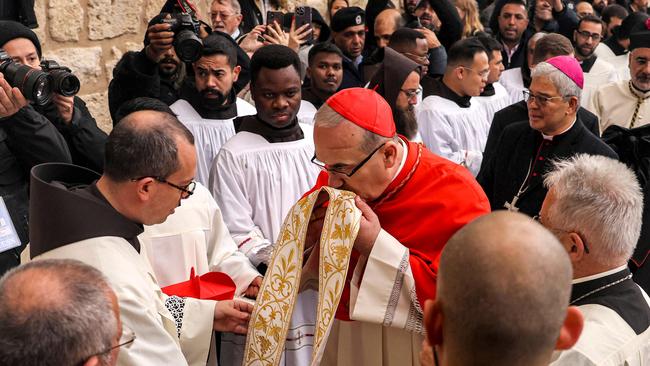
[40,60,80,97]
[161,12,203,63]
[0,50,52,105]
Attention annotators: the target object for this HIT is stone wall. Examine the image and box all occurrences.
[35,0,371,132]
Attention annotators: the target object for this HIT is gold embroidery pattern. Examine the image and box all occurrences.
[243,187,361,366]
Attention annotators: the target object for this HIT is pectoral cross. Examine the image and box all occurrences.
[504,195,520,212]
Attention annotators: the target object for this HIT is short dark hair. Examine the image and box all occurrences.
[308,42,344,66]
[105,109,195,182]
[114,97,175,123]
[250,45,301,86]
[577,14,605,31]
[475,31,503,57]
[601,4,628,25]
[446,37,488,67]
[0,259,116,366]
[388,27,426,51]
[499,0,527,15]
[201,32,238,68]
[532,33,574,64]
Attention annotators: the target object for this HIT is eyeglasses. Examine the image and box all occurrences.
[403,52,430,65]
[311,142,387,177]
[211,11,237,20]
[459,66,490,79]
[400,88,421,99]
[533,214,590,254]
[77,325,136,366]
[523,90,569,106]
[131,176,196,198]
[575,30,602,41]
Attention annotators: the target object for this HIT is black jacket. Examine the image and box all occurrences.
[339,56,365,90]
[483,100,601,161]
[477,117,617,217]
[0,104,73,275]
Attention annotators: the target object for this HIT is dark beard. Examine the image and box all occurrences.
[395,108,419,140]
[200,88,228,110]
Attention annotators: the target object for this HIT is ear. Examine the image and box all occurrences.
[382,140,400,168]
[83,355,100,366]
[233,65,242,81]
[573,30,578,43]
[555,306,584,350]
[566,232,587,262]
[455,66,465,80]
[135,177,156,202]
[567,96,579,114]
[424,299,444,346]
[236,14,244,24]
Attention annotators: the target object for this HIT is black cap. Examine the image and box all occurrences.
[0,20,42,57]
[331,7,365,32]
[629,18,650,51]
[615,12,649,40]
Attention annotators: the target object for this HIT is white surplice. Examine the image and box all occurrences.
[499,67,527,105]
[593,80,650,132]
[582,57,619,114]
[171,98,257,186]
[209,123,321,366]
[417,95,491,176]
[139,182,260,294]
[474,82,512,124]
[594,43,630,81]
[297,100,318,125]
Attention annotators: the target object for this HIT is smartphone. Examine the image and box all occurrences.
[266,11,284,27]
[295,6,313,43]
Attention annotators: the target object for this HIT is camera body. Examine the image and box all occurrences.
[0,50,52,105]
[40,60,80,97]
[162,12,203,63]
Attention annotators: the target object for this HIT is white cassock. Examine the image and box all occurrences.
[417,95,491,176]
[594,43,630,80]
[592,79,650,132]
[139,182,260,292]
[209,123,321,365]
[297,100,318,125]
[171,98,257,186]
[499,67,527,104]
[582,57,619,114]
[474,82,512,124]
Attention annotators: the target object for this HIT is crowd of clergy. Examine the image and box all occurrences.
[0,0,649,364]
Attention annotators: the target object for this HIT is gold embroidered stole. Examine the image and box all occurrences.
[242,187,361,366]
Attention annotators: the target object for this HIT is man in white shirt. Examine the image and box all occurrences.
[541,154,650,365]
[475,32,510,124]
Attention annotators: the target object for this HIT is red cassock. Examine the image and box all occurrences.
[307,138,491,321]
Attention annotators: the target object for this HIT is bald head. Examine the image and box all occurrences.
[375,9,404,48]
[431,212,573,365]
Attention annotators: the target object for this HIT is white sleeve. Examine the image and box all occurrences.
[205,195,261,295]
[209,148,273,266]
[178,298,219,366]
[348,229,423,334]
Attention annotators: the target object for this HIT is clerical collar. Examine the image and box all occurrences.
[184,84,239,120]
[429,78,472,108]
[480,83,496,97]
[573,264,629,284]
[234,114,304,143]
[541,117,576,140]
[579,55,597,73]
[604,36,627,56]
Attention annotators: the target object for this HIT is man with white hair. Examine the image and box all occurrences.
[478,55,617,217]
[210,0,244,40]
[540,154,650,365]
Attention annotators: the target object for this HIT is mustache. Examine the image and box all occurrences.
[160,56,179,65]
[201,88,226,98]
[324,77,338,83]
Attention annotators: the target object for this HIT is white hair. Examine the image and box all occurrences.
[531,62,582,104]
[544,154,643,266]
[213,0,241,14]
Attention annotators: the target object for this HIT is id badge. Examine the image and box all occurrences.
[0,197,21,253]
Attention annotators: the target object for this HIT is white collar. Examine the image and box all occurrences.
[231,28,241,39]
[390,138,408,183]
[572,264,629,284]
[541,117,576,140]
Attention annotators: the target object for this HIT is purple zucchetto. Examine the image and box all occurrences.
[545,55,584,90]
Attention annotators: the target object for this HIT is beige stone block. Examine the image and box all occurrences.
[48,0,83,42]
[88,0,145,40]
[43,47,103,93]
[33,0,47,48]
[104,42,142,83]
[82,92,112,133]
[144,0,168,25]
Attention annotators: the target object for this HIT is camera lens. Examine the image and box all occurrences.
[1,61,52,105]
[174,30,203,63]
[49,70,80,97]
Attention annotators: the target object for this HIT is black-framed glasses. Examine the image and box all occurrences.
[131,176,196,198]
[533,214,590,254]
[523,90,569,106]
[575,30,602,41]
[459,65,490,79]
[311,142,387,177]
[77,325,136,366]
[400,88,421,99]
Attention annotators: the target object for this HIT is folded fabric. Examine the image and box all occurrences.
[162,267,236,300]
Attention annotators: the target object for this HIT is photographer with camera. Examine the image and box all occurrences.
[0,21,107,174]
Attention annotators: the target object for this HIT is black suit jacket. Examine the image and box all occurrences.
[477,117,618,217]
[483,101,601,161]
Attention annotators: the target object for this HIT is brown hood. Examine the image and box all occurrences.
[367,47,421,115]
